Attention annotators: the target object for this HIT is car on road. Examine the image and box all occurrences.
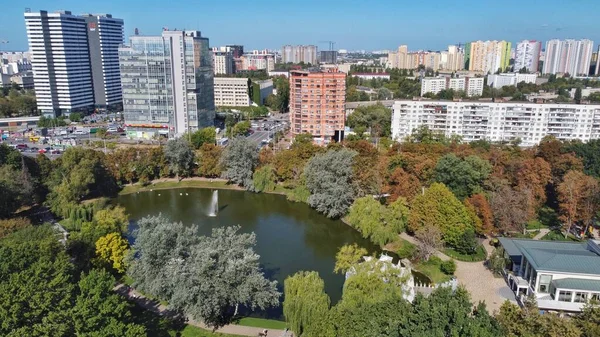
[29,147,39,153]
[15,144,28,151]
[73,129,88,135]
[50,149,61,155]
[59,129,68,136]
[38,147,49,154]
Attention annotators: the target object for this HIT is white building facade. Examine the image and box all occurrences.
[213,77,251,106]
[543,39,594,76]
[392,100,600,146]
[487,73,538,89]
[514,40,541,73]
[212,48,234,75]
[25,10,95,115]
[421,77,483,97]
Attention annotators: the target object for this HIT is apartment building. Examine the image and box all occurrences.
[421,77,484,97]
[514,40,541,73]
[387,45,464,71]
[391,100,600,146]
[212,49,234,75]
[282,45,318,64]
[119,30,215,139]
[543,39,594,76]
[487,73,538,89]
[24,10,124,115]
[289,69,346,144]
[240,51,275,71]
[213,77,251,106]
[465,40,511,73]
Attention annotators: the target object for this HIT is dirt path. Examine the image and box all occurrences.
[114,284,291,337]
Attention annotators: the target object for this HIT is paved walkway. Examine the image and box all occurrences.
[114,284,290,337]
[532,228,551,240]
[399,233,516,313]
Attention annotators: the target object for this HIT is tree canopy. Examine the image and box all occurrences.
[221,137,259,189]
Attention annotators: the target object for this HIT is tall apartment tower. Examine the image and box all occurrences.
[289,69,346,144]
[543,39,594,76]
[212,47,234,75]
[514,40,541,73]
[82,14,124,109]
[24,10,95,116]
[119,30,215,139]
[468,40,511,73]
[282,45,318,64]
[24,10,124,115]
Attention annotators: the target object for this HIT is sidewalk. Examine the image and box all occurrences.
[114,284,290,337]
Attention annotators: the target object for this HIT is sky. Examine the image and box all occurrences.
[1,0,599,52]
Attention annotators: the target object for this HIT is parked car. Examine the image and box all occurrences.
[50,149,61,155]
[29,147,39,153]
[15,144,28,150]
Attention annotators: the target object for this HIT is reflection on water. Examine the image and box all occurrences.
[117,188,381,318]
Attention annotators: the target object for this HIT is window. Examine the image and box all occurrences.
[538,274,552,293]
[574,292,587,303]
[558,290,573,302]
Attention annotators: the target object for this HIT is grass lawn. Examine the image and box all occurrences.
[443,245,487,262]
[179,326,241,337]
[384,236,417,259]
[541,230,581,242]
[526,219,550,230]
[120,179,237,195]
[414,258,452,284]
[233,317,287,330]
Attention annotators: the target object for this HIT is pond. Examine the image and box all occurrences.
[117,188,427,318]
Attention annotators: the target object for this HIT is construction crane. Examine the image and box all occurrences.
[319,40,336,51]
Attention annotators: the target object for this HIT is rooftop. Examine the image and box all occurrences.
[498,238,600,275]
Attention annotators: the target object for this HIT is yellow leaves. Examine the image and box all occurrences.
[95,232,129,273]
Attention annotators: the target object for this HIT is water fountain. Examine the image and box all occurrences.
[208,190,218,217]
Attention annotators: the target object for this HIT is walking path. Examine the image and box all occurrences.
[114,284,290,337]
[532,228,551,240]
[399,233,515,313]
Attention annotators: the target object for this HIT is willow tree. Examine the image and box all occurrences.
[283,271,331,337]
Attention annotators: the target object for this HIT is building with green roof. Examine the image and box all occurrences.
[498,237,600,312]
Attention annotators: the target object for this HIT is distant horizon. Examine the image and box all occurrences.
[1,0,599,52]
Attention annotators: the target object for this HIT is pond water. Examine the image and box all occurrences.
[117,188,427,318]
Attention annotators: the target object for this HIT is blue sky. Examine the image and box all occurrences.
[1,0,599,52]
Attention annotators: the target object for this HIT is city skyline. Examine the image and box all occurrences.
[1,0,599,52]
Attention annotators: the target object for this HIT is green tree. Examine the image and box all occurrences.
[128,215,280,329]
[252,164,276,192]
[346,196,408,246]
[408,183,474,247]
[221,137,259,189]
[434,153,492,200]
[575,87,582,101]
[164,138,195,180]
[334,243,368,274]
[190,127,216,149]
[283,271,331,337]
[231,120,251,137]
[95,232,129,273]
[347,103,393,137]
[304,149,357,218]
[69,112,82,122]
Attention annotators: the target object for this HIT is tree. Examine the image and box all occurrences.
[487,248,507,276]
[252,164,276,192]
[69,112,82,122]
[230,121,251,137]
[408,183,474,247]
[128,215,280,329]
[434,153,491,200]
[384,167,421,202]
[414,225,443,261]
[190,127,216,149]
[334,244,368,274]
[164,138,195,180]
[346,196,408,246]
[72,269,146,336]
[0,217,31,238]
[347,103,392,137]
[576,302,600,337]
[197,143,223,177]
[221,137,259,189]
[558,170,597,237]
[575,87,582,101]
[304,149,357,218]
[283,271,331,337]
[465,194,494,235]
[95,232,129,273]
[490,186,530,234]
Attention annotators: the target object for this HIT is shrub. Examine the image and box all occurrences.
[440,260,456,275]
[0,217,32,239]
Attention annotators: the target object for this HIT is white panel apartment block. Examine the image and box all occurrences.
[392,100,600,146]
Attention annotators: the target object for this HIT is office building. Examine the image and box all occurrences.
[213,77,251,106]
[24,10,124,115]
[82,14,124,110]
[514,40,541,73]
[391,100,600,146]
[289,69,346,144]
[543,39,594,76]
[25,10,95,115]
[212,48,234,75]
[487,73,538,89]
[420,77,483,97]
[320,50,338,64]
[466,40,511,73]
[282,45,318,64]
[119,30,215,139]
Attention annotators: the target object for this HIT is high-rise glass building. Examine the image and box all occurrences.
[514,40,541,73]
[119,30,215,139]
[24,10,123,115]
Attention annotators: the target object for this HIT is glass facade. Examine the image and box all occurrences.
[120,31,214,139]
